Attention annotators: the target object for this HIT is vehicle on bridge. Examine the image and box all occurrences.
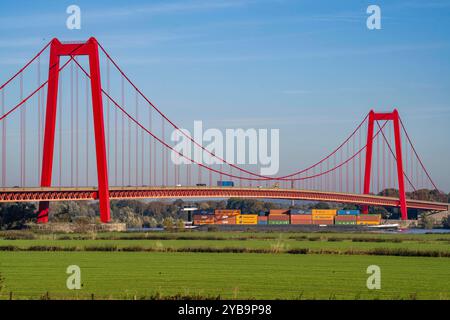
[217,181,234,187]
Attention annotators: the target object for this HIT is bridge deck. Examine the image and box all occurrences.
[0,186,448,211]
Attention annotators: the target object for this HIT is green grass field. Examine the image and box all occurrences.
[1,237,450,253]
[0,231,449,300]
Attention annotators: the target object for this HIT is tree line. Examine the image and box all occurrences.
[1,188,449,229]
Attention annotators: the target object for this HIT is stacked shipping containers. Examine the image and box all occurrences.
[334,210,359,225]
[193,207,381,226]
[311,209,336,225]
[268,209,290,225]
[257,216,268,225]
[290,209,312,225]
[334,215,357,225]
[214,209,240,225]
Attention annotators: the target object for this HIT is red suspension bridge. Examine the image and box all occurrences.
[0,38,447,223]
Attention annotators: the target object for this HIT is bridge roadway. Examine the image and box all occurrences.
[0,186,448,211]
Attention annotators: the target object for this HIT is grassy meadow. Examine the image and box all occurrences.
[0,230,449,300]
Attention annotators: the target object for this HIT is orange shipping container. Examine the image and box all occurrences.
[268,215,290,221]
[312,219,334,225]
[290,218,313,222]
[193,215,214,221]
[290,215,313,220]
[214,214,234,220]
[312,214,337,220]
[214,209,240,215]
[215,217,236,224]
[290,215,313,224]
[312,209,337,216]
[269,209,290,215]
[291,220,313,225]
[194,219,214,225]
[334,215,357,222]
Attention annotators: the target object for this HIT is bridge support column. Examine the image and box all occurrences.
[38,38,111,223]
[362,109,407,220]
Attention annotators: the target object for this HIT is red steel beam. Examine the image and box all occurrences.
[38,38,110,223]
[0,187,447,212]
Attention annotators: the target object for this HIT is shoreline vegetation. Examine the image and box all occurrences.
[0,244,450,258]
[1,230,449,300]
[1,230,450,258]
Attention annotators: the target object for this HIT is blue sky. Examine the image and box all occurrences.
[0,0,450,190]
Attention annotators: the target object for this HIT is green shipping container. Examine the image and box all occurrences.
[268,220,290,225]
[334,221,357,225]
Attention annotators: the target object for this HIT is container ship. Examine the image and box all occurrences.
[193,208,383,226]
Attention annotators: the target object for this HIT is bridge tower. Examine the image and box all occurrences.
[37,38,111,223]
[363,109,407,220]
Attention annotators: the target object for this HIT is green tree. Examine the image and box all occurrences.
[442,215,450,229]
[0,203,36,229]
[162,217,175,231]
[143,216,158,228]
[419,213,434,229]
[369,206,390,218]
[198,202,210,210]
[226,198,267,213]
[176,219,185,231]
[309,202,330,210]
[111,206,142,228]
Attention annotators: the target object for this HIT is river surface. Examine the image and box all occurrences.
[387,228,450,234]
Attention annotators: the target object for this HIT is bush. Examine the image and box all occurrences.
[0,272,4,293]
[0,203,36,229]
[419,213,434,229]
[162,217,175,231]
[207,226,219,232]
[442,215,450,229]
[0,230,36,240]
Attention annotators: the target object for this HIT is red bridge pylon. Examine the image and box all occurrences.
[363,109,407,220]
[38,37,111,223]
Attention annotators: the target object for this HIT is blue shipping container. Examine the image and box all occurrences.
[258,221,268,225]
[217,181,234,187]
[337,210,360,215]
[197,210,214,215]
[290,209,311,215]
